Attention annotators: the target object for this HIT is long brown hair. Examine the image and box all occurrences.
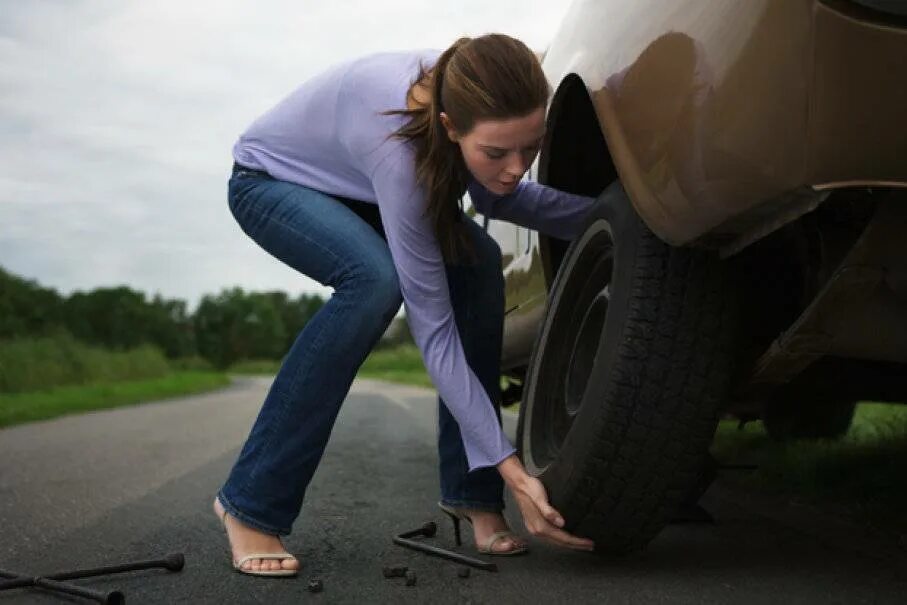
[384,34,550,265]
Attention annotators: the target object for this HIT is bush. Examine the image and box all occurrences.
[228,359,282,375]
[0,333,170,393]
[375,316,415,350]
[171,355,216,371]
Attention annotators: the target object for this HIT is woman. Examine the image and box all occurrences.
[214,33,598,577]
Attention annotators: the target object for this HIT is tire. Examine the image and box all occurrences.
[516,181,738,555]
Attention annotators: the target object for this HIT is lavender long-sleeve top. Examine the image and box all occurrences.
[232,49,600,471]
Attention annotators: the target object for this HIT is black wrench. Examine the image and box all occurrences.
[393,522,498,572]
[0,553,184,604]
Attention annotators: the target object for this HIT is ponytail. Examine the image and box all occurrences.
[384,37,475,265]
[384,34,549,265]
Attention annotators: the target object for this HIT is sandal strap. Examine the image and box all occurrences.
[483,531,521,552]
[234,553,297,567]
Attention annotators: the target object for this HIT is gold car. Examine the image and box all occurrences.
[476,0,907,554]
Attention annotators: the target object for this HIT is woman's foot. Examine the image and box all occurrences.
[213,497,300,573]
[462,509,529,553]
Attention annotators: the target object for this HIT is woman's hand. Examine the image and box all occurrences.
[497,454,595,551]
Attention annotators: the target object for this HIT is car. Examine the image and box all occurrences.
[469,0,907,555]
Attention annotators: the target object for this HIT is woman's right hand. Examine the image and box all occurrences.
[498,455,595,551]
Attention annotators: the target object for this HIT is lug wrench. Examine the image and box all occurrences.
[393,521,498,572]
[0,553,184,604]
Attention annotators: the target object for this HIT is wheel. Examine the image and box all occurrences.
[516,180,738,555]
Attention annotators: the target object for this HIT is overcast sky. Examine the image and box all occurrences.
[0,0,572,308]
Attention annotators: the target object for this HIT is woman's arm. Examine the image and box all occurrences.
[362,143,596,552]
[367,143,516,472]
[467,179,600,241]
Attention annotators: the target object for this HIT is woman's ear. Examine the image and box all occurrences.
[439,112,459,143]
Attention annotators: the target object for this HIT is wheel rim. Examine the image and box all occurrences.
[565,283,610,415]
[529,223,614,470]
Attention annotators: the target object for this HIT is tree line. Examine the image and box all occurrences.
[0,266,329,369]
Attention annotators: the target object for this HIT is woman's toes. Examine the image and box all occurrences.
[242,557,298,571]
[494,536,526,552]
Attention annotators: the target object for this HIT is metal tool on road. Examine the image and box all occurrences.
[0,552,184,604]
[392,521,498,572]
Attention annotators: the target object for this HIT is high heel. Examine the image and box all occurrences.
[439,503,464,546]
[437,502,529,556]
[213,496,299,577]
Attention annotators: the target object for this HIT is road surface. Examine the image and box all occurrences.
[1,377,905,603]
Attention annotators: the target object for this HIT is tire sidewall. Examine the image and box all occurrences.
[519,181,646,516]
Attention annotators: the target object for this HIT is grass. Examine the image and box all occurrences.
[0,342,432,428]
[228,359,282,375]
[358,345,432,387]
[711,401,907,535]
[0,334,170,393]
[227,345,434,388]
[0,371,230,429]
[0,335,231,429]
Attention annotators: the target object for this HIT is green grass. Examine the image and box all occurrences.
[228,359,282,375]
[0,334,171,393]
[358,345,432,387]
[226,345,434,388]
[0,371,230,429]
[711,401,907,534]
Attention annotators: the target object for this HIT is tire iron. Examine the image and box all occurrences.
[392,522,498,572]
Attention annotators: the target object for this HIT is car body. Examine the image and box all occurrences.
[469,0,907,416]
[466,0,907,553]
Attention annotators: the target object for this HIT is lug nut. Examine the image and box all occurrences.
[382,565,408,578]
[307,578,323,593]
[404,570,417,586]
[457,566,470,579]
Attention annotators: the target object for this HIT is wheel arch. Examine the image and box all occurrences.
[538,73,619,287]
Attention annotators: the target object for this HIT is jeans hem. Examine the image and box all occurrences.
[439,498,505,513]
[216,490,292,537]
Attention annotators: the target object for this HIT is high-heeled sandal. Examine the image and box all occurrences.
[438,502,529,556]
[213,497,299,577]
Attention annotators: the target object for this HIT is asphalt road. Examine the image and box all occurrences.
[1,377,905,604]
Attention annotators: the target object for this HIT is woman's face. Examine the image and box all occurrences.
[440,107,546,196]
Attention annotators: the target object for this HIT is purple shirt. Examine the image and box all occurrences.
[233,49,599,471]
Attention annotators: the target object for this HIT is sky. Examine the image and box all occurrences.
[0,0,573,309]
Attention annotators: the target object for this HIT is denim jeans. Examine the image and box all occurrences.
[216,165,507,536]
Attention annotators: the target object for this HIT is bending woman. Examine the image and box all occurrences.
[214,33,598,577]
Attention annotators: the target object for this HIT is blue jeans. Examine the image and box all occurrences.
[216,165,507,536]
